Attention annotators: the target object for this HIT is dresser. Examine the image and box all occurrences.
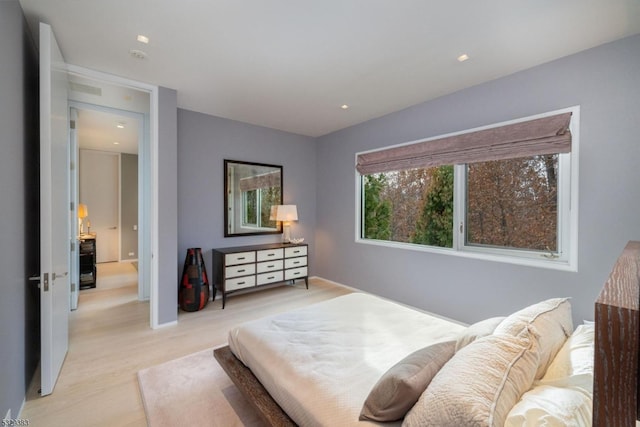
[79,234,97,289]
[212,243,308,308]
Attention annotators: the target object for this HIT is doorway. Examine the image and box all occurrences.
[67,66,158,323]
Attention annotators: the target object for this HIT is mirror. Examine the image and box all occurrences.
[224,159,283,237]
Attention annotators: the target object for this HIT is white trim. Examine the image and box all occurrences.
[310,276,467,326]
[149,88,159,328]
[151,320,177,329]
[66,64,160,328]
[16,398,25,419]
[355,106,580,272]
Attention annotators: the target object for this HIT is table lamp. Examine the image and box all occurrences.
[275,205,298,243]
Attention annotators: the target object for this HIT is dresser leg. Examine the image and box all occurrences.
[222,292,226,309]
[305,277,308,289]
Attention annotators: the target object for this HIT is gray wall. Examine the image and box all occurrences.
[158,87,179,324]
[177,109,317,288]
[315,34,640,325]
[0,0,39,417]
[120,153,138,260]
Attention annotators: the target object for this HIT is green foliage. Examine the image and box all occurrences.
[363,174,392,240]
[412,165,454,248]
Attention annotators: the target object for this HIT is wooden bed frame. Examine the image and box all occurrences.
[593,240,640,426]
[215,241,640,427]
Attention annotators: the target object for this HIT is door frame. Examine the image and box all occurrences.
[67,64,161,329]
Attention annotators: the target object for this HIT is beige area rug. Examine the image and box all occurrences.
[137,347,266,427]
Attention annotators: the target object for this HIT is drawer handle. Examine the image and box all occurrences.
[267,253,275,257]
[267,276,275,280]
[293,261,300,265]
[238,281,245,285]
[293,250,300,254]
[267,265,274,268]
[293,272,300,276]
[237,257,245,260]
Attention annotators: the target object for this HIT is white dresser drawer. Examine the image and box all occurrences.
[285,246,307,258]
[225,276,256,291]
[256,259,283,273]
[284,257,307,269]
[285,266,308,280]
[257,271,284,286]
[225,251,255,266]
[225,263,256,279]
[257,248,284,262]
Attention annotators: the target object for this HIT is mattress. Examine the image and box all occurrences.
[228,293,466,426]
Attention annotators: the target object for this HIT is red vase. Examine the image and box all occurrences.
[179,248,210,312]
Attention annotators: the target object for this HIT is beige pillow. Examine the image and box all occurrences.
[360,341,456,422]
[494,298,573,379]
[402,332,539,427]
[455,316,506,352]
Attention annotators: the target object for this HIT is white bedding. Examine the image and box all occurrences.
[228,293,466,426]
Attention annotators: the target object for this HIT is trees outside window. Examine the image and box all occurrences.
[466,155,558,251]
[360,155,564,262]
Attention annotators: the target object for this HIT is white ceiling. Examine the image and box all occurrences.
[19,0,640,137]
[75,109,140,155]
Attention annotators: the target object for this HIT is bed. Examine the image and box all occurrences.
[215,241,640,426]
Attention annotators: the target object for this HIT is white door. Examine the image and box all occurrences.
[39,22,70,396]
[79,150,120,263]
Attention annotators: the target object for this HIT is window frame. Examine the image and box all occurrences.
[355,106,579,271]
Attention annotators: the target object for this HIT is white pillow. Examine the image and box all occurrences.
[504,384,592,427]
[539,322,594,393]
[494,298,573,379]
[455,316,506,352]
[504,322,595,427]
[403,332,539,427]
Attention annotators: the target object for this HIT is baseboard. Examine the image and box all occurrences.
[310,276,467,326]
[309,275,360,292]
[153,320,178,329]
[18,397,25,419]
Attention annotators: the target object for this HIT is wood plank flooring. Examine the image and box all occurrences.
[20,262,351,426]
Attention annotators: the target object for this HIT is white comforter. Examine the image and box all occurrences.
[228,293,465,426]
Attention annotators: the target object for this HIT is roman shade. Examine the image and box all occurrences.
[238,170,281,192]
[356,112,572,175]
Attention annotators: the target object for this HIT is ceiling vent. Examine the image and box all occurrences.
[68,82,102,96]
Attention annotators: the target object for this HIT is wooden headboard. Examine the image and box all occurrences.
[593,241,640,426]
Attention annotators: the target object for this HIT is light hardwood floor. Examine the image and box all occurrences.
[21,262,351,426]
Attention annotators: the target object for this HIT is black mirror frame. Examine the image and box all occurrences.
[224,159,283,237]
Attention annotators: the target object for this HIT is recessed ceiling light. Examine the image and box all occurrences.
[457,54,470,62]
[137,35,149,44]
[341,104,349,110]
[113,141,120,145]
[116,123,125,129]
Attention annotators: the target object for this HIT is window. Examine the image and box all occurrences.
[241,186,280,229]
[357,108,579,270]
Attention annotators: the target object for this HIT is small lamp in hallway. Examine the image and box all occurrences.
[78,203,88,235]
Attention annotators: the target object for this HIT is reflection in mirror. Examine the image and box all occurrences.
[224,160,283,237]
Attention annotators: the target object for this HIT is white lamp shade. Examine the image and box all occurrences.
[275,205,298,222]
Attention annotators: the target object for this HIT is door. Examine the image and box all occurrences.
[79,149,120,263]
[39,22,70,396]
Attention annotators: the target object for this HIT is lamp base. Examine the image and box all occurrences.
[282,224,291,243]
